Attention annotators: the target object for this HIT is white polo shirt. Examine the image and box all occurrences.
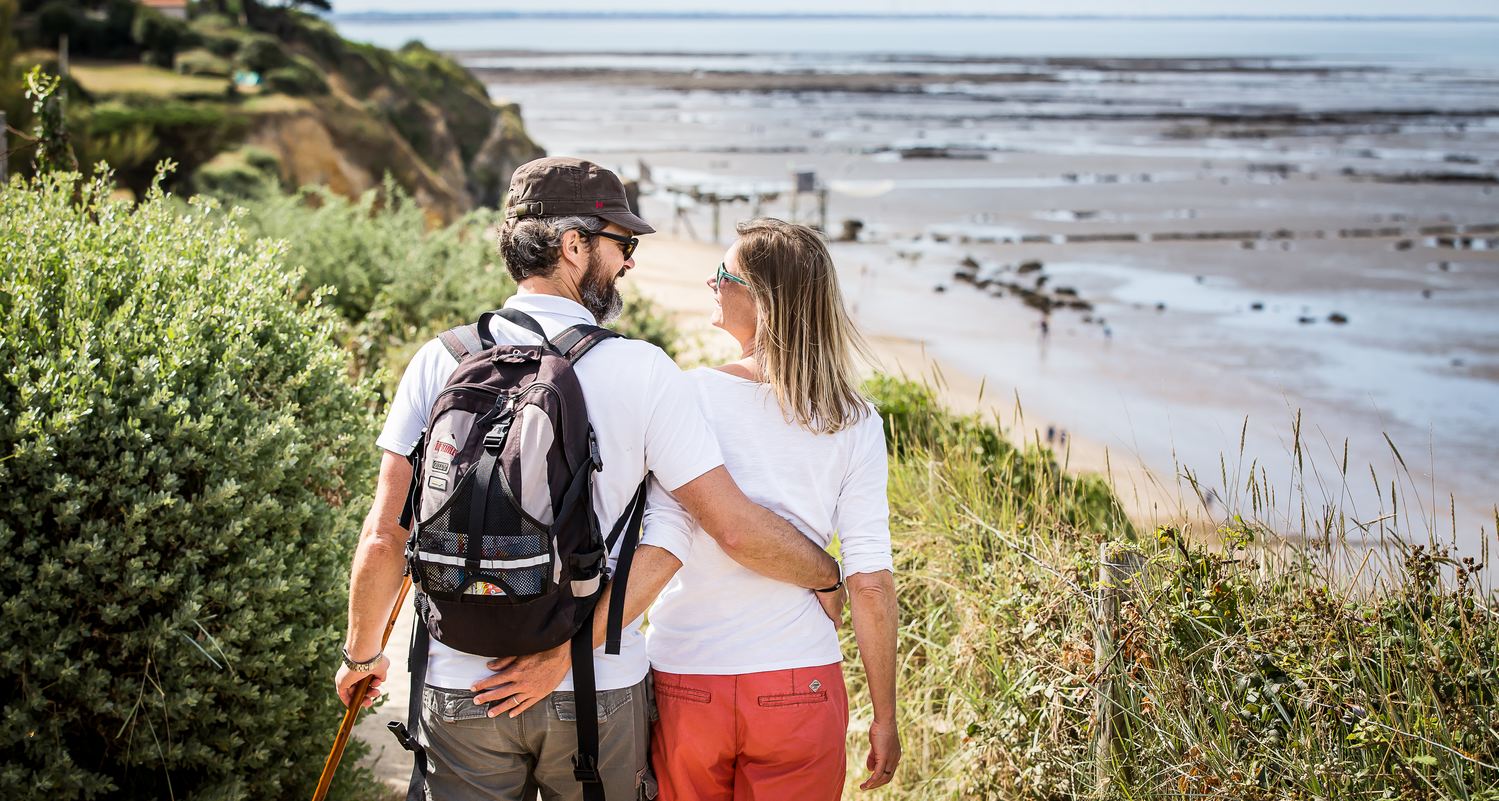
[377,293,724,691]
[641,368,893,675]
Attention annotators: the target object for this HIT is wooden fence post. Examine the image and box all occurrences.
[1094,542,1143,797]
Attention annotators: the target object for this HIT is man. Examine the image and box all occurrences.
[334,157,841,800]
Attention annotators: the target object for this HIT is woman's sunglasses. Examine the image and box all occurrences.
[585,230,639,260]
[713,262,749,289]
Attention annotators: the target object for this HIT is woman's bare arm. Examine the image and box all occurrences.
[848,569,902,789]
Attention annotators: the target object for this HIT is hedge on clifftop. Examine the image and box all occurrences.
[0,171,381,800]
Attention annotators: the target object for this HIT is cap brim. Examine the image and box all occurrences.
[599,209,656,235]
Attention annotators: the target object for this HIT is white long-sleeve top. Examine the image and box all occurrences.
[641,367,893,675]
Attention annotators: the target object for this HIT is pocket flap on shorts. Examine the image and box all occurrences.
[551,687,633,722]
[756,690,829,708]
[424,687,491,723]
[653,682,711,704]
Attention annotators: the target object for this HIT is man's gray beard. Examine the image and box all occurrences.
[579,249,624,324]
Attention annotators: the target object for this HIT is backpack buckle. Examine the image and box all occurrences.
[483,417,512,452]
[568,548,607,580]
[402,533,418,578]
[572,755,601,785]
[388,721,418,752]
[588,430,602,471]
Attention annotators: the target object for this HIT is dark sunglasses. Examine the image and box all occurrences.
[585,230,639,260]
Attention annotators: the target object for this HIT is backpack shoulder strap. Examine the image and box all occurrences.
[444,308,558,360]
[388,613,430,800]
[602,478,649,654]
[437,324,484,361]
[490,308,552,348]
[554,324,622,364]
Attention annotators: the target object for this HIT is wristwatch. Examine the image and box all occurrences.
[341,647,383,672]
[815,578,844,594]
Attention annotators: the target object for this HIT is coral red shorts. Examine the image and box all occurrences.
[651,664,848,801]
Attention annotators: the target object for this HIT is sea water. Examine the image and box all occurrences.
[333,15,1499,66]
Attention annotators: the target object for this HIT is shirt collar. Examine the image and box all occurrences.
[504,292,597,325]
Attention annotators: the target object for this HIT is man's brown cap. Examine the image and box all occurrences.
[504,157,655,235]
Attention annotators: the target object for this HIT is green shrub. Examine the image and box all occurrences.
[234,33,289,74]
[864,375,1133,536]
[0,171,382,800]
[394,40,496,164]
[131,7,196,69]
[230,180,681,395]
[263,55,327,96]
[72,123,159,178]
[864,373,1006,460]
[174,47,232,78]
[239,145,282,176]
[83,100,248,195]
[30,0,135,57]
[186,13,245,59]
[191,148,280,199]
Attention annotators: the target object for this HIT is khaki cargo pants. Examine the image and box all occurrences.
[418,677,656,801]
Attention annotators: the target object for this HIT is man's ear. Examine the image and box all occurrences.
[560,229,589,264]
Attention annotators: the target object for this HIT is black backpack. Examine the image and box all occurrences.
[389,308,647,801]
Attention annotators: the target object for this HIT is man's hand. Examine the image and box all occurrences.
[334,656,389,709]
[471,640,571,718]
[859,720,902,790]
[816,586,847,628]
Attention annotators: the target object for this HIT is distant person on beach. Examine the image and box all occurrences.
[335,159,839,801]
[625,219,901,798]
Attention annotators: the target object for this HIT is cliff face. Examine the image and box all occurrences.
[7,6,543,217]
[251,19,544,222]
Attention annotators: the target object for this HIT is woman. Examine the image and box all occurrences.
[636,218,901,799]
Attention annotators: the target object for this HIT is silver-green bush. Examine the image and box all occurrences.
[0,171,381,800]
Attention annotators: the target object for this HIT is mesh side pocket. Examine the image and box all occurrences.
[426,565,467,594]
[418,467,474,556]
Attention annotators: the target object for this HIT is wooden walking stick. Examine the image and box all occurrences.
[311,575,413,801]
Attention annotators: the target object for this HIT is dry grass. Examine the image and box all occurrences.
[70,60,228,98]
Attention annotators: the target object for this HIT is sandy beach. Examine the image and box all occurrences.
[627,234,1196,526]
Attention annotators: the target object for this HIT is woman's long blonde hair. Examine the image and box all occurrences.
[734,218,872,435]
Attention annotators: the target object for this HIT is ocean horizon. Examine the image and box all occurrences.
[332,14,1499,64]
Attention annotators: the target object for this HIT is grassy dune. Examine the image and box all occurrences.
[844,379,1498,799]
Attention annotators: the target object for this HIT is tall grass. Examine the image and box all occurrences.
[844,378,1498,799]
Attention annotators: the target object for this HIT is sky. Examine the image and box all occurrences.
[328,0,1499,16]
